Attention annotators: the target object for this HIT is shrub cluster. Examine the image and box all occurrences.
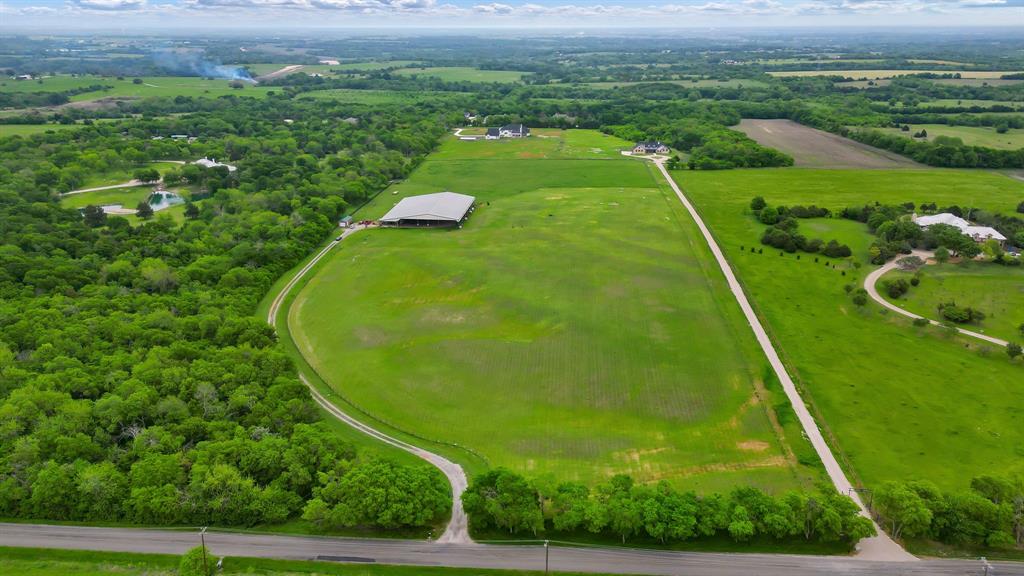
[753,198,850,257]
[938,302,986,324]
[463,469,875,545]
[875,477,1023,548]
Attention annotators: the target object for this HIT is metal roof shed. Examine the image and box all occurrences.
[379,192,476,227]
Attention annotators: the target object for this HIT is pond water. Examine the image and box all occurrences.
[148,191,186,212]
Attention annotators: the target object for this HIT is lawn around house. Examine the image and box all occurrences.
[288,131,815,493]
[676,168,1024,492]
[881,261,1024,344]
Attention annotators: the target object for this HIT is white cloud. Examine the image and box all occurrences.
[73,0,146,9]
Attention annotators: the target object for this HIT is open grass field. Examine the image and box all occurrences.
[734,119,919,168]
[299,88,461,105]
[919,99,1023,109]
[0,546,624,576]
[0,123,83,137]
[881,262,1024,344]
[0,75,274,103]
[874,124,1024,150]
[583,79,768,89]
[393,67,526,83]
[769,69,1023,78]
[676,168,1024,491]
[289,131,815,492]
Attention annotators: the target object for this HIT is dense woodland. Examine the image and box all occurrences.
[0,97,451,530]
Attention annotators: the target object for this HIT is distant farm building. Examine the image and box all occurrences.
[913,213,1007,245]
[633,141,670,154]
[380,192,476,228]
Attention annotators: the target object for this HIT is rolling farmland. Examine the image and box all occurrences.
[289,131,815,491]
[677,168,1024,490]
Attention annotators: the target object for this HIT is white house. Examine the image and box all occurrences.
[913,213,1007,246]
[194,157,237,172]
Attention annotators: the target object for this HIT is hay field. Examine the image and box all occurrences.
[289,131,814,491]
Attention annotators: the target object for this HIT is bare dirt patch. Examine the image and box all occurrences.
[735,119,920,169]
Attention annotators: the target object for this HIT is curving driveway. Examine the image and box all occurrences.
[651,158,915,562]
[266,225,471,544]
[863,251,1009,348]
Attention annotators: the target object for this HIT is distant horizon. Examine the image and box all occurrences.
[2,0,1023,32]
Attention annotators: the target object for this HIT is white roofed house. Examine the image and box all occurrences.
[912,212,1007,247]
[194,157,237,173]
[379,192,476,228]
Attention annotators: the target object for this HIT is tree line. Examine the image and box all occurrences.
[463,469,874,546]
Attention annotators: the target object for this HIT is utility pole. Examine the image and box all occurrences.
[544,539,550,576]
[200,526,208,575]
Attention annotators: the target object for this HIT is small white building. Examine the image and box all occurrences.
[194,157,237,172]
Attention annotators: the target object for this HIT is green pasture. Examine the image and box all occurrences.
[882,262,1024,344]
[289,131,812,492]
[676,168,1024,491]
[335,60,421,71]
[770,69,1022,78]
[61,185,154,209]
[0,75,274,102]
[583,79,767,89]
[393,66,526,83]
[0,123,81,137]
[436,129,632,161]
[299,89,461,105]
[876,124,1024,150]
[919,99,1023,109]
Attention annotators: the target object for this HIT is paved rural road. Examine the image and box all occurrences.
[265,224,471,544]
[3,523,1021,576]
[863,250,1009,347]
[651,158,914,562]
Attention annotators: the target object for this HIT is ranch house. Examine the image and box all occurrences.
[633,141,670,154]
[912,213,1007,246]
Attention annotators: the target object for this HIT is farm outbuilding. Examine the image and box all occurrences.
[379,192,476,228]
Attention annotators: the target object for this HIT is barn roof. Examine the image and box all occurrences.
[380,192,476,223]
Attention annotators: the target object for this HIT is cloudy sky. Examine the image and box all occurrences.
[2,0,1022,29]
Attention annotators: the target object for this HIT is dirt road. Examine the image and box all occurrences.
[651,158,915,562]
[863,251,1009,347]
[256,64,305,81]
[265,225,471,544]
[61,180,150,196]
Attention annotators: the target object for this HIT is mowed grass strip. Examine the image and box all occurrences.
[289,132,807,491]
[677,168,1024,491]
[882,262,1024,344]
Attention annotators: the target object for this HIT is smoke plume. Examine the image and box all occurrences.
[153,51,255,83]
